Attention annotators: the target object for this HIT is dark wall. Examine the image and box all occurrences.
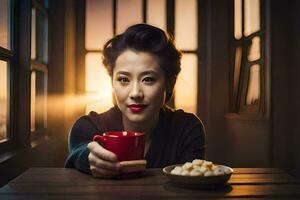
[198,0,231,165]
[271,0,300,177]
[290,0,300,178]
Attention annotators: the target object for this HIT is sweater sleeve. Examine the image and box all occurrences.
[64,116,98,174]
[178,114,206,163]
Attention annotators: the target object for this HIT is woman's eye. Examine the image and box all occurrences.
[143,77,156,84]
[117,77,129,84]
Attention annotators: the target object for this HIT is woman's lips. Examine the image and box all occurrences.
[128,104,147,113]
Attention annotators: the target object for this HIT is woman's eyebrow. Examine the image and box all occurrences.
[116,71,130,76]
[140,70,158,76]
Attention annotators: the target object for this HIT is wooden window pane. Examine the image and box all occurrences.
[175,54,197,114]
[36,71,47,129]
[31,8,36,59]
[31,70,48,132]
[246,64,260,105]
[0,0,11,49]
[234,0,242,39]
[117,0,143,34]
[36,9,48,63]
[234,47,242,99]
[147,0,166,31]
[86,0,113,50]
[175,0,197,50]
[85,53,113,114]
[248,36,260,61]
[0,60,9,141]
[30,71,36,131]
[244,0,260,36]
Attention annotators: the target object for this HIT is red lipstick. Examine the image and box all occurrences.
[128,104,147,113]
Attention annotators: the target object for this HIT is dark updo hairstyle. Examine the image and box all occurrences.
[102,23,182,103]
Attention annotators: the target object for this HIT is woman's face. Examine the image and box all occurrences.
[112,49,166,123]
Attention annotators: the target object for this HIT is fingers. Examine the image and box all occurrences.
[88,152,120,171]
[88,141,118,162]
[87,141,120,178]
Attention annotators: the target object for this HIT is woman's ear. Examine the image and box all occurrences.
[111,90,117,106]
[165,77,177,102]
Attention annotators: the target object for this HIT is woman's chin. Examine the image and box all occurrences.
[124,112,151,123]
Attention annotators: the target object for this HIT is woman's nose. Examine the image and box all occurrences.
[129,82,144,100]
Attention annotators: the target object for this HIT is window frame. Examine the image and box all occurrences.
[0,0,32,157]
[229,0,268,116]
[30,0,49,140]
[0,0,16,153]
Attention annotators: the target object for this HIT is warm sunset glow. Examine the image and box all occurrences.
[234,0,242,39]
[0,0,9,49]
[248,36,260,61]
[147,0,166,31]
[175,0,197,50]
[175,54,198,113]
[85,0,113,50]
[246,64,260,105]
[117,0,143,34]
[85,53,114,114]
[234,47,242,96]
[31,71,36,131]
[244,0,260,36]
[0,60,8,140]
[31,8,36,59]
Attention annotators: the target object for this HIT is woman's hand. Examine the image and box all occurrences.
[87,141,121,178]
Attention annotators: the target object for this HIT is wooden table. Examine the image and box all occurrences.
[0,167,300,199]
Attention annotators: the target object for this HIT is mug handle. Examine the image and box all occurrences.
[93,135,106,144]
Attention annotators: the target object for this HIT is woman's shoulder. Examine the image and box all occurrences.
[162,105,203,125]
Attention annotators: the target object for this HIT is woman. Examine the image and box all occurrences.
[65,24,206,177]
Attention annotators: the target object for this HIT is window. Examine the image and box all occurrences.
[174,0,198,113]
[1,0,48,156]
[230,0,266,114]
[81,0,199,114]
[30,0,48,135]
[0,0,12,147]
[0,0,32,153]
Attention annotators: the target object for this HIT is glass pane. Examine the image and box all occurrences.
[85,53,114,113]
[43,17,48,63]
[234,0,242,39]
[147,0,166,31]
[234,47,242,97]
[244,0,260,36]
[248,36,260,61]
[246,64,260,105]
[175,0,197,50]
[36,9,48,63]
[31,70,48,132]
[0,0,11,49]
[0,60,9,141]
[31,71,36,131]
[43,0,48,9]
[86,0,113,50]
[174,54,197,114]
[117,0,142,34]
[31,8,36,59]
[36,71,47,129]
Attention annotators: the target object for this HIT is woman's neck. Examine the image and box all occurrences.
[122,113,160,136]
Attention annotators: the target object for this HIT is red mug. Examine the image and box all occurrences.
[93,131,145,161]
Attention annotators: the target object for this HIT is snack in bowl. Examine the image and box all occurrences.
[163,159,233,188]
[170,159,232,177]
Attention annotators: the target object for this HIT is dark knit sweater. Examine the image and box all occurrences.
[65,106,206,174]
